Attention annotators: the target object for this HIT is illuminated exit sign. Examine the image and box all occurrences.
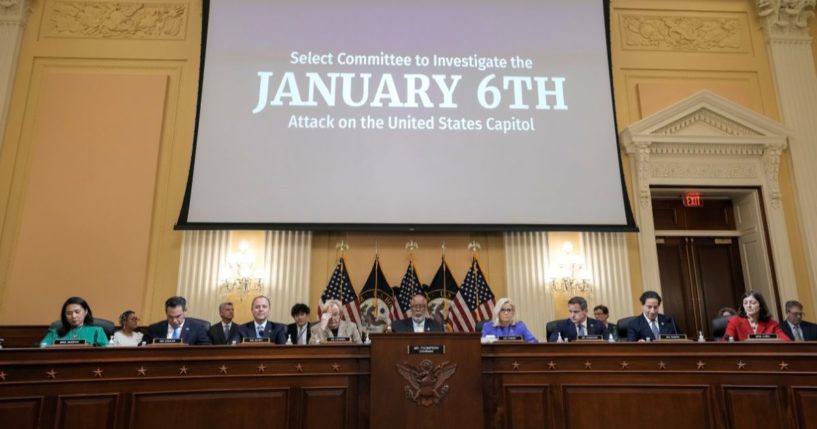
[683,192,702,208]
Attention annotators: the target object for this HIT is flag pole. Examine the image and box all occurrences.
[374,241,379,317]
[469,240,481,322]
[441,241,450,331]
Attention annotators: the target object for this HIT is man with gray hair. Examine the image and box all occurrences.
[391,294,445,333]
[780,300,817,341]
[209,302,240,344]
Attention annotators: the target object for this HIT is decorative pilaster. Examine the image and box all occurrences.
[503,231,552,341]
[580,232,634,323]
[755,0,817,309]
[0,0,31,151]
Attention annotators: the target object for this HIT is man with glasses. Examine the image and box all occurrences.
[391,294,445,333]
[780,300,817,341]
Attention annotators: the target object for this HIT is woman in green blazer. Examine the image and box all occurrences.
[40,296,108,347]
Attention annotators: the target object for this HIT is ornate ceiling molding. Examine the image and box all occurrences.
[621,90,790,209]
[756,0,816,38]
[620,14,743,52]
[43,1,188,40]
[0,0,31,26]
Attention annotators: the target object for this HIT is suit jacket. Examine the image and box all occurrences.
[208,321,241,345]
[722,317,790,341]
[626,314,679,342]
[780,320,817,341]
[286,322,316,344]
[547,318,608,342]
[147,319,212,345]
[238,321,287,344]
[310,320,362,344]
[390,318,445,333]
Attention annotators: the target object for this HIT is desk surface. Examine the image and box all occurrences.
[1,341,816,429]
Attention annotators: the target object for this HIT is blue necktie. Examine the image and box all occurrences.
[650,320,660,339]
[171,327,180,339]
[258,326,264,338]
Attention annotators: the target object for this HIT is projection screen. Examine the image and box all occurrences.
[177,0,636,231]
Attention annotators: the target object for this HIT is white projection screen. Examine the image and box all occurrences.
[177,0,637,231]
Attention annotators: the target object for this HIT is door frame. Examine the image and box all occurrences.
[620,90,799,313]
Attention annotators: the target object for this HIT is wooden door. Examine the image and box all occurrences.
[657,237,745,337]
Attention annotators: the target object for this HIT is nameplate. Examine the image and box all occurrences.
[326,337,351,343]
[242,337,271,343]
[749,333,778,340]
[660,334,688,340]
[408,345,445,354]
[577,335,604,341]
[153,338,183,345]
[53,339,88,346]
[497,336,524,342]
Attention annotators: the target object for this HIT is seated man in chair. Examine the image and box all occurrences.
[548,296,607,342]
[627,291,679,342]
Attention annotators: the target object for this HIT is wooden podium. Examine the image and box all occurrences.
[370,333,483,428]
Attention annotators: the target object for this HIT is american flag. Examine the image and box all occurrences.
[394,261,425,320]
[319,257,361,326]
[449,257,496,332]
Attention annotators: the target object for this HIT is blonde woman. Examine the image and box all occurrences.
[481,298,537,343]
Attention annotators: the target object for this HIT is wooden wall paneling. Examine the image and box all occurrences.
[0,396,43,429]
[562,385,712,429]
[55,393,118,429]
[791,387,817,429]
[300,387,347,429]
[503,385,551,429]
[129,388,290,429]
[722,385,785,429]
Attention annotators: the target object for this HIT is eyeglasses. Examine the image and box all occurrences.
[500,308,514,313]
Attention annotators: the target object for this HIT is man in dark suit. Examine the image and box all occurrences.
[627,290,679,342]
[548,296,608,342]
[781,300,817,341]
[391,294,445,333]
[286,303,315,344]
[209,302,240,345]
[147,296,212,345]
[238,295,286,344]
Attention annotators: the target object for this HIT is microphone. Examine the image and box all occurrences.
[669,317,680,335]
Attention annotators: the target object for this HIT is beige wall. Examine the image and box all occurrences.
[0,0,813,324]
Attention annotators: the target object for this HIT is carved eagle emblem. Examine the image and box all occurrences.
[395,359,457,406]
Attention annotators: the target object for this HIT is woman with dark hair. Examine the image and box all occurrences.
[723,291,790,342]
[109,310,143,347]
[40,297,109,346]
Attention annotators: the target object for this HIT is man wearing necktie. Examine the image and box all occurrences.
[391,294,445,333]
[238,296,287,344]
[781,300,817,341]
[147,296,212,345]
[547,296,608,342]
[626,291,680,342]
[208,302,240,345]
[286,303,315,345]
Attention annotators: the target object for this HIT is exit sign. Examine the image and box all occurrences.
[683,192,702,207]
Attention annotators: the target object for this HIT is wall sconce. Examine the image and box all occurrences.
[219,240,264,301]
[547,241,593,294]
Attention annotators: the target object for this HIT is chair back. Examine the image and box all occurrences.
[545,320,559,340]
[616,316,638,341]
[711,316,730,341]
[475,320,486,333]
[49,318,115,338]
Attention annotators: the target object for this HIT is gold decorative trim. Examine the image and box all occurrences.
[620,14,742,52]
[44,1,187,40]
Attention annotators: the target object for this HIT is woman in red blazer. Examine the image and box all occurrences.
[723,290,790,341]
